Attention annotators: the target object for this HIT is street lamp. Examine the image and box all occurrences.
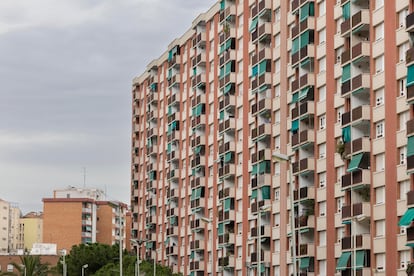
[81,264,88,276]
[131,239,146,276]
[272,152,297,276]
[258,205,271,276]
[60,249,67,276]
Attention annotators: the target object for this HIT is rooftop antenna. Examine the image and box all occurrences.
[83,167,86,188]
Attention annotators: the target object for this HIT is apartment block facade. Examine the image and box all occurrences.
[43,187,129,252]
[0,199,23,254]
[20,212,43,251]
[131,0,414,275]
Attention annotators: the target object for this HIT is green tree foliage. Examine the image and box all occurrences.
[0,255,51,276]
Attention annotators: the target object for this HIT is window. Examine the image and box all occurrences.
[319,85,326,102]
[374,23,384,41]
[400,250,410,269]
[275,8,281,22]
[319,115,326,130]
[376,253,385,271]
[318,0,326,16]
[319,172,326,188]
[399,9,409,28]
[375,153,385,171]
[275,135,280,149]
[375,0,384,9]
[399,43,409,62]
[399,180,410,200]
[319,201,326,217]
[376,121,384,138]
[319,231,326,246]
[399,111,409,130]
[319,143,326,159]
[336,197,344,213]
[399,79,406,96]
[375,55,384,73]
[375,187,385,204]
[375,88,384,106]
[274,239,280,251]
[275,110,281,123]
[319,28,326,44]
[337,107,344,123]
[319,57,326,72]
[319,260,327,276]
[399,147,406,165]
[376,220,385,237]
[275,33,280,47]
[275,188,280,200]
[275,85,280,97]
[275,59,280,73]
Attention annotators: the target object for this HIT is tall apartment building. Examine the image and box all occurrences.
[20,212,43,251]
[0,199,23,254]
[131,0,414,275]
[43,187,129,252]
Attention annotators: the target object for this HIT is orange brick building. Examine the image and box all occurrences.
[43,187,129,252]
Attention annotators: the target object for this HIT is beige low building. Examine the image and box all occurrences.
[20,212,43,251]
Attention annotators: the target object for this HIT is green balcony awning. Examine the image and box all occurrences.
[299,257,311,269]
[167,143,172,153]
[191,187,203,200]
[146,241,153,249]
[219,111,224,120]
[261,186,271,200]
[224,198,232,211]
[292,119,299,132]
[194,146,202,154]
[408,65,414,87]
[292,92,299,103]
[300,2,314,22]
[342,64,351,83]
[170,216,177,225]
[406,243,414,248]
[336,252,351,271]
[299,228,310,233]
[342,2,350,20]
[300,30,311,48]
[258,60,268,76]
[219,38,233,55]
[347,153,364,172]
[298,87,310,101]
[218,222,224,235]
[224,83,233,94]
[224,152,233,163]
[167,68,172,79]
[408,136,414,157]
[220,0,225,10]
[192,104,204,116]
[292,37,300,54]
[355,251,366,269]
[399,208,414,226]
[342,126,351,143]
[257,161,271,174]
[258,84,268,93]
[249,17,259,32]
[251,189,258,200]
[164,237,170,245]
[190,250,195,259]
[252,164,258,175]
[252,64,258,77]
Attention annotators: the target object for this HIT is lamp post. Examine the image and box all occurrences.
[131,239,146,276]
[60,249,67,276]
[258,205,271,276]
[200,216,213,275]
[273,152,297,276]
[81,264,88,276]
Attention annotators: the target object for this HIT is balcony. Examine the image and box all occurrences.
[251,48,272,66]
[167,169,179,181]
[251,225,271,238]
[219,255,235,268]
[218,232,235,246]
[146,145,158,157]
[167,188,178,200]
[190,219,204,232]
[166,226,179,236]
[192,52,206,68]
[219,95,236,111]
[341,105,370,127]
[252,22,271,44]
[344,137,370,157]
[251,200,272,214]
[251,250,271,264]
[191,177,205,189]
[291,101,315,120]
[218,210,235,222]
[146,128,158,138]
[251,73,272,91]
[291,74,315,93]
[219,118,236,134]
[192,73,206,88]
[219,187,235,200]
[406,11,414,33]
[192,32,206,48]
[351,42,370,66]
[341,169,370,190]
[408,155,414,173]
[190,240,205,251]
[341,9,370,37]
[341,234,370,250]
[407,85,414,103]
[294,186,315,202]
[166,246,178,256]
[191,115,206,129]
[191,198,206,210]
[191,156,205,168]
[167,93,180,106]
[292,158,315,175]
[251,124,272,141]
[406,227,414,244]
[168,54,181,69]
[341,73,370,97]
[251,174,272,189]
[341,202,371,220]
[251,98,271,116]
[192,94,205,108]
[219,164,236,179]
[291,129,314,148]
[220,49,236,66]
[168,75,181,88]
[219,141,235,154]
[298,243,315,257]
[219,5,236,23]
[190,260,205,271]
[219,72,236,88]
[292,44,314,67]
[251,149,272,164]
[147,92,158,106]
[219,30,236,45]
[192,135,205,148]
[295,215,315,229]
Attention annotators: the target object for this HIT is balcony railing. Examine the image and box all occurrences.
[341,169,370,190]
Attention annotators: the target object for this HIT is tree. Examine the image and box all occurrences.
[0,255,51,276]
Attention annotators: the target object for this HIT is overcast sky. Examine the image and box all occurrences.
[0,0,216,213]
